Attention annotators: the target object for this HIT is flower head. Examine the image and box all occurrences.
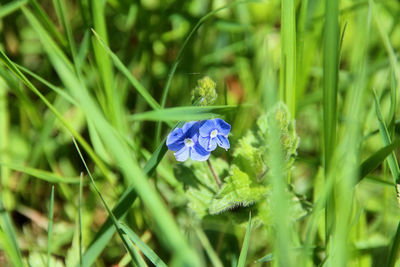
[166,121,210,162]
[191,76,217,106]
[198,118,231,151]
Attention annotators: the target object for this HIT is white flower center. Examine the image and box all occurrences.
[184,138,194,147]
[210,129,218,138]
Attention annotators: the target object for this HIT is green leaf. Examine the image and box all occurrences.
[209,166,268,215]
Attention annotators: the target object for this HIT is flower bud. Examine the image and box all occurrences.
[191,76,217,106]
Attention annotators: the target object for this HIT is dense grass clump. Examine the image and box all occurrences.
[0,0,400,266]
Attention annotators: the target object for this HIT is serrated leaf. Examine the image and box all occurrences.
[209,166,268,215]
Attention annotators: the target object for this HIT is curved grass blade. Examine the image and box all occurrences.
[129,105,237,122]
[0,162,81,184]
[119,223,167,267]
[237,213,252,267]
[359,138,400,182]
[47,186,55,267]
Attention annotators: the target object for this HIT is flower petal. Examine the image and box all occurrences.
[199,136,217,151]
[199,119,216,137]
[182,121,205,138]
[190,143,210,161]
[174,146,189,162]
[216,135,230,150]
[166,128,185,151]
[215,118,231,136]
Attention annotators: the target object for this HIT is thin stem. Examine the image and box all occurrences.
[207,159,221,188]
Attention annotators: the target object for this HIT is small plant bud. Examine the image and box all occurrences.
[191,76,217,105]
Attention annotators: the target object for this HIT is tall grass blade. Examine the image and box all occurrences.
[323,0,339,243]
[78,173,83,267]
[194,227,223,267]
[388,220,400,267]
[237,213,252,267]
[47,186,55,267]
[28,0,66,47]
[90,0,118,126]
[373,90,400,199]
[0,198,23,267]
[280,0,296,115]
[71,137,143,267]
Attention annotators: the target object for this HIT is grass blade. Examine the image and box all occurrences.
[237,213,252,267]
[78,173,83,267]
[28,0,67,47]
[194,227,223,267]
[90,0,118,126]
[47,186,55,267]
[0,0,27,18]
[129,105,237,122]
[0,162,81,184]
[0,198,23,267]
[119,223,167,267]
[323,0,339,243]
[91,29,161,111]
[373,90,400,198]
[280,0,296,116]
[359,138,400,182]
[71,138,143,267]
[388,220,400,267]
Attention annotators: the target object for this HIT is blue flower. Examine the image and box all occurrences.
[198,118,231,151]
[166,121,210,162]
